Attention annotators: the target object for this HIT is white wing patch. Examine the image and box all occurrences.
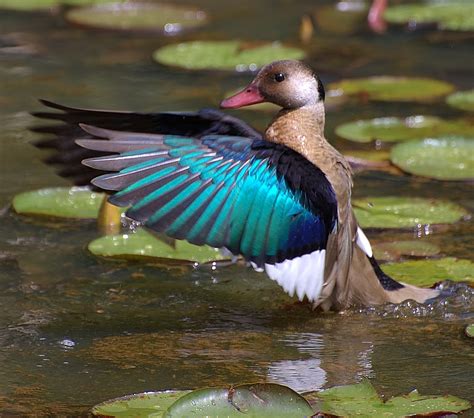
[264,250,326,302]
[356,227,373,257]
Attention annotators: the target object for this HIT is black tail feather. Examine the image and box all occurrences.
[369,256,405,291]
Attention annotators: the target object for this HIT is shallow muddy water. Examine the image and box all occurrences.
[0,0,473,415]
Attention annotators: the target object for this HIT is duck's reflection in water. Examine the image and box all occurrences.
[265,325,375,392]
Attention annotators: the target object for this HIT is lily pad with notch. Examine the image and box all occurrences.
[88,228,227,265]
[353,196,468,229]
[384,1,474,32]
[153,40,305,71]
[165,383,313,417]
[390,136,474,181]
[335,115,473,143]
[65,2,208,34]
[328,76,454,102]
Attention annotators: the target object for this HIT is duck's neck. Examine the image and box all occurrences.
[264,102,326,158]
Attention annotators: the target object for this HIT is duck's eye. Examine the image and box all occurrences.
[274,73,285,82]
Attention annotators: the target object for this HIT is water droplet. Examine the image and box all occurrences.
[59,338,76,349]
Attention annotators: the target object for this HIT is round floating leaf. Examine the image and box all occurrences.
[335,115,473,143]
[88,228,226,264]
[382,257,473,287]
[373,240,440,261]
[66,2,207,33]
[447,89,474,112]
[317,379,471,417]
[390,137,474,180]
[0,0,58,10]
[165,384,313,417]
[384,2,474,32]
[465,324,474,338]
[91,390,190,417]
[328,77,454,102]
[354,196,468,229]
[12,187,105,219]
[153,40,305,71]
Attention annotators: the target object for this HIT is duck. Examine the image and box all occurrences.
[33,60,439,311]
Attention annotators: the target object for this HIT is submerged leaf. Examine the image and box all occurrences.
[354,196,468,229]
[88,228,226,264]
[328,77,454,102]
[384,2,474,32]
[447,89,474,112]
[390,136,474,180]
[383,257,474,286]
[65,2,208,33]
[12,187,105,219]
[373,240,440,261]
[317,379,471,417]
[91,390,190,417]
[335,115,473,143]
[153,40,305,71]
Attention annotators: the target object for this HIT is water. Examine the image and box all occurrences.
[0,0,473,415]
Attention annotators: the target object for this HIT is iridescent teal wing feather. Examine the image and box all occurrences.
[78,126,337,267]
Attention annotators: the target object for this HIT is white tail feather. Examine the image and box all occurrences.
[356,227,373,257]
[265,250,326,302]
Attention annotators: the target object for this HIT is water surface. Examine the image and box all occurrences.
[0,0,473,415]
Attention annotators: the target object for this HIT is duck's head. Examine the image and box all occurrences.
[221,60,325,110]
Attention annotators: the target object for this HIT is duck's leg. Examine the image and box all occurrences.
[97,197,122,235]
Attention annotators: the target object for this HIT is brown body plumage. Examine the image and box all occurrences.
[222,60,438,310]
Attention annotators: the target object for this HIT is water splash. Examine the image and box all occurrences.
[349,281,473,319]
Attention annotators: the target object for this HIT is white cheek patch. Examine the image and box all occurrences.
[356,227,373,257]
[264,250,326,302]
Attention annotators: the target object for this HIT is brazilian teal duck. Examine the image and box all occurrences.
[34,60,439,310]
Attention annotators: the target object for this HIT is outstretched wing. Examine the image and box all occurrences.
[31,100,261,186]
[78,126,338,301]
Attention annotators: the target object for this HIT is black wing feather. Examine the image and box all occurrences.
[31,100,261,186]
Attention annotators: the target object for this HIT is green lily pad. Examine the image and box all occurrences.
[317,379,471,417]
[91,390,191,417]
[373,240,440,261]
[382,257,473,286]
[65,2,207,33]
[390,136,474,180]
[447,89,474,112]
[153,40,306,71]
[0,0,109,11]
[335,115,473,143]
[384,2,474,32]
[88,228,226,264]
[12,187,105,219]
[354,196,468,229]
[164,384,313,417]
[328,77,454,102]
